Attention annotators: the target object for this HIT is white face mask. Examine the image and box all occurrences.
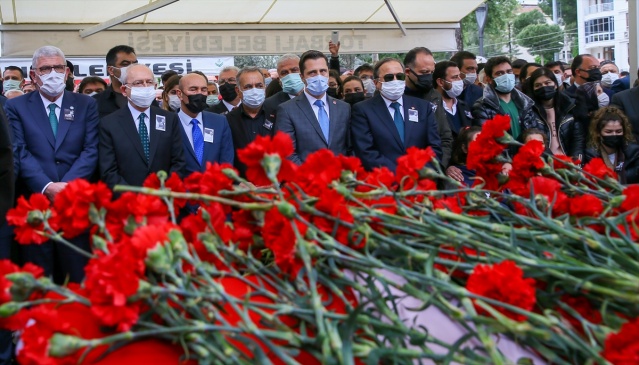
[463,72,477,84]
[3,79,21,92]
[206,94,220,106]
[242,87,266,108]
[380,80,405,101]
[362,78,376,97]
[88,92,97,97]
[554,73,563,85]
[168,94,181,110]
[597,92,610,108]
[445,80,464,98]
[38,70,66,97]
[127,85,156,108]
[114,65,129,84]
[601,72,619,87]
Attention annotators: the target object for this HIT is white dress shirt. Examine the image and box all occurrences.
[178,109,204,150]
[222,99,241,112]
[127,103,151,142]
[381,95,405,120]
[443,97,458,116]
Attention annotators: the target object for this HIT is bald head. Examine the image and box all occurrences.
[122,64,154,85]
[179,73,207,90]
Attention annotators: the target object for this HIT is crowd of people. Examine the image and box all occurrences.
[0,41,638,362]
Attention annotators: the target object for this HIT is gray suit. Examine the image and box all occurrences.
[276,92,351,164]
[611,86,639,142]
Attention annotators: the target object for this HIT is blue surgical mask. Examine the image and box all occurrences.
[265,77,272,87]
[206,94,220,106]
[494,73,516,93]
[242,88,266,108]
[3,79,21,92]
[305,75,329,96]
[281,73,304,95]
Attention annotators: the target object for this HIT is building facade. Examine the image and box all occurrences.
[577,0,629,71]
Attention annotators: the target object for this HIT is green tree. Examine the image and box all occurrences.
[461,0,519,57]
[539,0,577,29]
[516,24,563,63]
[512,9,546,35]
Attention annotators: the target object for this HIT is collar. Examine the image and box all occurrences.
[128,102,151,122]
[222,99,240,112]
[178,109,202,126]
[304,89,328,106]
[381,94,403,109]
[40,91,64,109]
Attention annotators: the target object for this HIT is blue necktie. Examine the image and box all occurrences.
[191,119,204,165]
[391,101,404,143]
[48,104,58,138]
[313,99,330,143]
[138,113,150,162]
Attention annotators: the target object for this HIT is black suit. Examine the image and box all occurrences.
[611,86,639,141]
[226,106,275,178]
[0,106,13,226]
[263,91,293,122]
[207,102,231,115]
[99,105,186,189]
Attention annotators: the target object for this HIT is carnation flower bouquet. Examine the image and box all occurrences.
[4,115,639,364]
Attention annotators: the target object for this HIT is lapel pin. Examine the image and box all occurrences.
[333,100,336,104]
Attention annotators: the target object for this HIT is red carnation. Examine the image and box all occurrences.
[620,185,639,212]
[183,162,235,199]
[396,146,436,182]
[568,194,604,217]
[105,193,169,241]
[294,149,342,197]
[143,172,186,211]
[583,157,617,181]
[262,209,307,277]
[601,317,639,364]
[507,140,545,190]
[6,194,57,245]
[557,295,602,333]
[237,132,297,185]
[467,115,511,191]
[53,179,112,239]
[466,260,536,322]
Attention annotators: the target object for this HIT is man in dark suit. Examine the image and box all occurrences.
[208,66,241,115]
[0,105,13,257]
[176,73,234,177]
[262,54,305,122]
[227,67,274,178]
[351,58,443,172]
[565,54,601,98]
[611,85,639,141]
[275,50,351,165]
[93,45,139,119]
[7,46,99,283]
[99,64,185,188]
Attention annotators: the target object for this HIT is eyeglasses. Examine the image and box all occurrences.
[380,73,406,82]
[37,65,66,75]
[127,80,157,88]
[218,77,237,85]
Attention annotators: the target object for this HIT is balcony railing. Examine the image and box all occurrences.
[586,2,614,15]
[585,31,615,44]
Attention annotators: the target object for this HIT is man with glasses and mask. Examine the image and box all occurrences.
[227,67,273,178]
[351,58,442,171]
[209,66,241,115]
[6,45,99,283]
[565,54,602,98]
[177,73,233,178]
[471,56,539,139]
[263,54,305,123]
[276,50,351,165]
[99,64,185,189]
[403,47,453,166]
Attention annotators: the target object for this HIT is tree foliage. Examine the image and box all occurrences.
[513,9,546,35]
[461,0,519,57]
[516,23,564,63]
[539,0,577,29]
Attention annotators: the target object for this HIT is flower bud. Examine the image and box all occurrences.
[276,201,296,218]
[26,210,44,227]
[156,170,168,183]
[262,154,282,182]
[0,302,21,317]
[6,272,40,302]
[91,235,109,254]
[48,333,87,358]
[145,244,173,273]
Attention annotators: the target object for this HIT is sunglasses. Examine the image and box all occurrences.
[380,73,406,82]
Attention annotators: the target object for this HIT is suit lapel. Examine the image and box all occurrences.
[326,96,338,148]
[28,92,55,148]
[202,114,214,166]
[373,95,403,148]
[149,109,160,167]
[55,91,73,151]
[119,110,147,165]
[295,96,327,146]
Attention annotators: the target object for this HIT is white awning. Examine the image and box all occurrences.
[0,0,486,57]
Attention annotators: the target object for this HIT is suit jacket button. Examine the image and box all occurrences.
[55,160,60,164]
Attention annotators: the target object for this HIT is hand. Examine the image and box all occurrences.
[501,163,512,176]
[328,41,340,57]
[446,166,464,182]
[44,182,68,201]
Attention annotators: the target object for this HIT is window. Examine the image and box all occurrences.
[584,17,615,44]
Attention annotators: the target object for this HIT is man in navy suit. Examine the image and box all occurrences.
[7,45,99,283]
[276,50,352,164]
[351,58,443,171]
[99,64,185,189]
[176,73,234,177]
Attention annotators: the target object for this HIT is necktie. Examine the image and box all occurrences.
[48,104,58,137]
[313,99,330,143]
[191,119,204,165]
[391,101,404,143]
[138,113,150,162]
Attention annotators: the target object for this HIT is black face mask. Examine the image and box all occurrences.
[326,87,338,98]
[585,68,602,82]
[344,92,365,105]
[410,70,433,92]
[184,94,209,114]
[602,135,624,149]
[219,82,238,102]
[533,86,556,101]
[66,77,75,92]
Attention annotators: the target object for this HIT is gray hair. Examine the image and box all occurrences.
[32,46,66,68]
[237,66,265,87]
[121,63,152,84]
[277,54,299,70]
[220,66,239,74]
